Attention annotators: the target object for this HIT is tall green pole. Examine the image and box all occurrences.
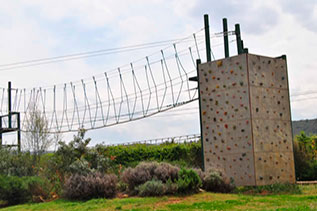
[196,59,205,171]
[222,18,229,58]
[0,116,2,146]
[8,81,11,129]
[17,112,21,152]
[204,14,211,62]
[235,24,243,54]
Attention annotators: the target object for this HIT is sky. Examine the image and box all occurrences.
[0,0,316,146]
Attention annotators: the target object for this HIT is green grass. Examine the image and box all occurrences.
[1,185,317,211]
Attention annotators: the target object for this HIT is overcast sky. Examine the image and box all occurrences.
[0,0,316,145]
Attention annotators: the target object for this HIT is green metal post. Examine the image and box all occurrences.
[244,48,249,53]
[241,40,244,50]
[196,59,205,171]
[17,113,21,152]
[235,24,243,54]
[204,14,211,62]
[0,116,2,147]
[8,81,11,128]
[222,18,229,58]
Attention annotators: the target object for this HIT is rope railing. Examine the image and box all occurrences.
[104,133,201,146]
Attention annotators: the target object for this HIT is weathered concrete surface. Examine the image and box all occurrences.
[198,53,295,186]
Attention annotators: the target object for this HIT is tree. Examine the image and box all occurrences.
[23,104,53,159]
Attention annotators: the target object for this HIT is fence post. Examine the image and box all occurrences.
[8,82,12,129]
[17,113,21,152]
[0,116,2,146]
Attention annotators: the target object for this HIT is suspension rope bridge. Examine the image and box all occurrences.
[0,27,237,134]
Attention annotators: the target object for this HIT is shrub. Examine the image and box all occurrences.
[154,163,179,183]
[121,162,181,193]
[193,168,205,182]
[25,177,52,202]
[0,175,30,205]
[68,158,92,176]
[0,149,34,177]
[63,172,117,200]
[202,170,235,193]
[293,132,317,181]
[177,168,201,194]
[164,179,178,195]
[121,166,152,192]
[137,180,165,197]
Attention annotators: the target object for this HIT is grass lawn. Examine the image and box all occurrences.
[1,185,317,211]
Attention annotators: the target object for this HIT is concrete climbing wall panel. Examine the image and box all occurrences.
[199,54,256,186]
[248,54,295,185]
[198,53,295,186]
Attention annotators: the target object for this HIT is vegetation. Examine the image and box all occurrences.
[98,141,202,167]
[63,173,117,200]
[23,104,54,161]
[294,132,317,181]
[234,183,302,195]
[1,185,316,211]
[201,170,235,193]
[0,130,317,209]
[177,168,202,194]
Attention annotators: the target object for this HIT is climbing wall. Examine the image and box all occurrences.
[198,53,295,186]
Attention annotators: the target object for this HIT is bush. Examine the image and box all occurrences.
[137,180,165,197]
[121,166,152,192]
[0,149,34,177]
[193,168,205,182]
[0,175,30,205]
[25,177,52,202]
[68,158,92,176]
[121,162,181,193]
[63,172,117,200]
[164,179,178,195]
[202,170,235,193]
[294,132,317,180]
[177,168,201,194]
[154,163,179,183]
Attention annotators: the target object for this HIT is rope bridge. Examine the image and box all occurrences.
[0,28,236,134]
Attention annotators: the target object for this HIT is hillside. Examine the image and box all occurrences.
[292,118,317,135]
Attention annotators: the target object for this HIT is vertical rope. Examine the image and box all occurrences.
[104,72,117,125]
[146,57,159,110]
[144,65,152,115]
[81,80,93,128]
[193,33,201,60]
[70,83,81,130]
[159,59,167,110]
[174,44,191,100]
[161,50,175,106]
[131,63,144,118]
